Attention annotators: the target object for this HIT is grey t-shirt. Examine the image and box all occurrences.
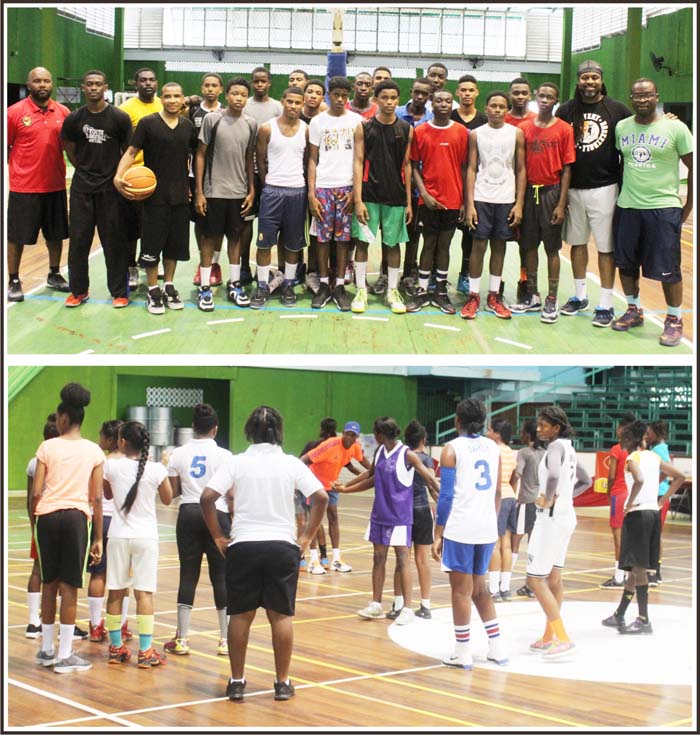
[243,97,283,126]
[515,445,546,504]
[199,111,257,199]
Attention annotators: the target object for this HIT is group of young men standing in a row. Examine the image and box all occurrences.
[6,60,692,345]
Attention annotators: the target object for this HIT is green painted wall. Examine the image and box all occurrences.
[8,367,418,489]
[569,9,693,103]
[7,9,117,96]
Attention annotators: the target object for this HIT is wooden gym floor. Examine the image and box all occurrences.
[5,491,694,730]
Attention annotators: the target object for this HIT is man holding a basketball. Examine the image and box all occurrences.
[114,82,198,315]
[61,70,132,308]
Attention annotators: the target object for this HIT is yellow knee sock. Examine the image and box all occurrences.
[542,621,554,642]
[550,618,569,642]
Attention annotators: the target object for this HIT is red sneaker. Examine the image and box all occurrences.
[65,292,89,307]
[89,619,107,642]
[210,262,223,286]
[121,621,134,641]
[108,644,131,664]
[460,292,480,320]
[193,266,202,286]
[138,647,167,668]
[486,291,512,319]
[112,296,129,308]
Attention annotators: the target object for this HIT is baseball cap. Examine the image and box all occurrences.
[577,60,603,77]
[343,421,361,435]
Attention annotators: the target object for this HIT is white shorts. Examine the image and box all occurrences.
[526,510,576,577]
[563,183,618,253]
[106,537,159,592]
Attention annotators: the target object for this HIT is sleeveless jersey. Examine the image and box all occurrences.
[624,449,662,511]
[443,435,500,544]
[371,442,414,526]
[473,123,518,204]
[167,438,233,514]
[265,117,307,188]
[361,117,411,206]
[537,438,578,521]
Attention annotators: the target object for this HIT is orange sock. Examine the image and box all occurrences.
[550,618,570,642]
[542,621,554,642]
[519,267,527,282]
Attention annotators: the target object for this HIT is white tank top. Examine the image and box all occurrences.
[266,117,307,188]
[473,123,517,204]
[537,438,578,520]
[624,450,662,511]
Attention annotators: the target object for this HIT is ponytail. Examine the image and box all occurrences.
[120,421,150,515]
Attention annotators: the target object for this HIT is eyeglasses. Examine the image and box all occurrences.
[630,93,657,101]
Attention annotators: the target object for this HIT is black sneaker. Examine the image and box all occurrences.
[311,282,332,309]
[8,279,24,302]
[73,625,89,640]
[599,577,624,588]
[431,286,456,315]
[499,589,512,601]
[540,295,559,323]
[647,572,659,587]
[227,280,250,307]
[386,604,402,620]
[601,612,626,630]
[293,261,307,287]
[25,623,42,638]
[619,617,653,635]
[414,605,432,619]
[226,678,246,702]
[516,584,535,598]
[515,278,527,303]
[406,288,430,313]
[332,284,352,312]
[163,284,184,310]
[280,281,296,307]
[274,680,295,701]
[560,296,589,315]
[250,284,270,310]
[370,273,388,295]
[146,287,165,315]
[592,307,615,328]
[46,271,70,292]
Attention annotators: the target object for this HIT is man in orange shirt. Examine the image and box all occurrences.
[301,421,370,573]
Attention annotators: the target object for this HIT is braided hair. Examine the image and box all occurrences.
[119,421,150,515]
[538,406,575,438]
[244,405,284,445]
[100,419,124,451]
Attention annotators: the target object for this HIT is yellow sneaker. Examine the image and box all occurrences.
[217,638,228,656]
[386,288,406,314]
[351,287,367,313]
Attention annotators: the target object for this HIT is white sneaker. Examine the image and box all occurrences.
[308,560,326,575]
[486,636,509,666]
[395,607,415,626]
[357,602,385,619]
[442,650,473,670]
[331,559,352,573]
[351,287,367,313]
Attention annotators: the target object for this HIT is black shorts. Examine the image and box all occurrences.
[412,505,434,546]
[520,184,563,254]
[258,185,307,251]
[619,509,661,572]
[124,199,144,242]
[417,205,460,235]
[139,203,191,265]
[515,502,536,537]
[35,509,90,588]
[176,502,231,564]
[202,198,245,240]
[613,206,682,283]
[473,201,514,241]
[87,514,112,575]
[7,190,68,244]
[497,497,518,536]
[226,540,300,616]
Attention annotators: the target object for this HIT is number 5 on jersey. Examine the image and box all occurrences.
[190,455,207,478]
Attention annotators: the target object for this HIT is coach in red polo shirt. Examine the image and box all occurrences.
[7,67,71,302]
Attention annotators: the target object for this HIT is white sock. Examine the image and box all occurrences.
[614,566,625,584]
[217,608,228,638]
[574,278,587,300]
[394,595,404,610]
[488,274,501,293]
[41,623,55,652]
[200,266,212,286]
[257,265,270,285]
[419,276,429,290]
[511,553,519,570]
[500,571,512,591]
[58,623,73,660]
[28,592,41,626]
[121,596,130,625]
[212,249,221,264]
[310,549,320,563]
[88,597,103,626]
[370,600,382,610]
[355,261,367,289]
[600,288,613,310]
[335,277,344,287]
[320,276,329,284]
[387,266,400,290]
[470,276,481,295]
[229,263,241,283]
[489,571,500,595]
[177,604,192,639]
[284,262,296,281]
[332,548,341,563]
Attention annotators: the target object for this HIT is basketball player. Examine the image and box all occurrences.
[347,72,378,119]
[461,90,525,320]
[645,420,672,585]
[300,79,326,124]
[424,62,458,112]
[432,398,508,670]
[371,67,392,100]
[526,407,591,658]
[289,69,308,88]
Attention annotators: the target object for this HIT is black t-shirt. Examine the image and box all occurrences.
[450,109,488,131]
[361,116,411,206]
[191,102,223,130]
[60,104,132,192]
[555,96,632,189]
[131,113,198,205]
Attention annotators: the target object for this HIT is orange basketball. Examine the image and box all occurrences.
[122,166,157,200]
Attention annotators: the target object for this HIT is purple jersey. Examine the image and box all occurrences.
[371,442,414,526]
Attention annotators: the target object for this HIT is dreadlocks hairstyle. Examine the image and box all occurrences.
[538,406,575,438]
[455,398,487,436]
[245,405,284,445]
[404,419,428,450]
[57,383,91,426]
[570,79,609,144]
[100,419,124,451]
[120,421,150,515]
[373,416,402,440]
[521,419,544,450]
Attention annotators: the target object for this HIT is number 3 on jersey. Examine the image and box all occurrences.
[190,455,207,478]
[474,459,492,491]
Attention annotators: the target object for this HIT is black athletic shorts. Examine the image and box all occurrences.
[139,203,191,266]
[87,514,112,575]
[417,205,460,235]
[7,190,68,245]
[412,505,434,546]
[35,508,90,588]
[226,540,300,616]
[176,502,231,563]
[202,198,245,240]
[520,184,563,254]
[124,199,144,241]
[473,201,514,241]
[613,206,682,283]
[619,508,661,572]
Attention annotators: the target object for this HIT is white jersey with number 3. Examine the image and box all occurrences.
[443,435,500,544]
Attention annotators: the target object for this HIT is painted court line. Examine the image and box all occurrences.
[279,313,317,319]
[494,336,533,350]
[206,317,245,325]
[352,315,388,322]
[131,327,172,340]
[78,349,95,355]
[424,323,460,332]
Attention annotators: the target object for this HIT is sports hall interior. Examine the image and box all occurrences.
[5,5,695,355]
[6,365,694,729]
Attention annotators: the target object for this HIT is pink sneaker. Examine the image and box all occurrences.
[529,638,553,652]
[543,640,575,659]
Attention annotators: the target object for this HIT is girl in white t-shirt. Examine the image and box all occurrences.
[103,421,172,669]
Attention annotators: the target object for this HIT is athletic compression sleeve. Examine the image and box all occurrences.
[436,467,456,526]
[544,442,564,502]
